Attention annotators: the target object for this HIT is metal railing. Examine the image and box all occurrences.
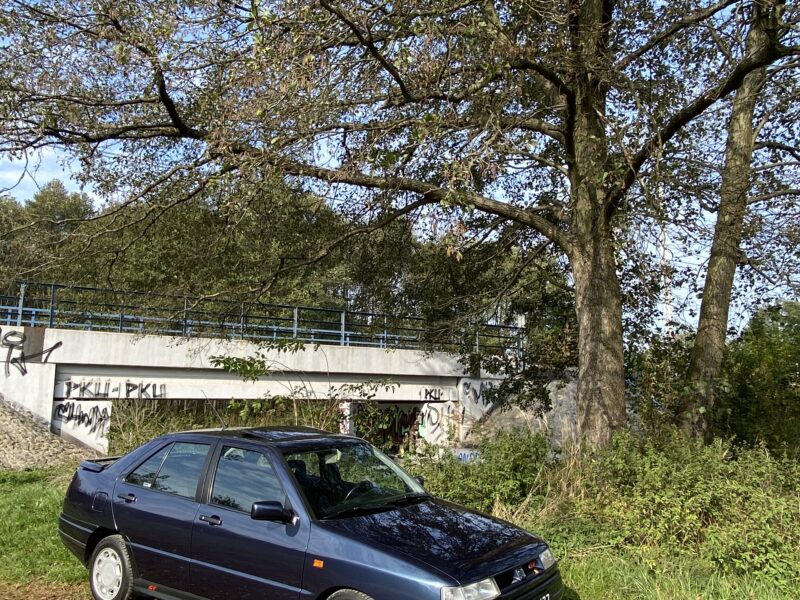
[0,282,522,355]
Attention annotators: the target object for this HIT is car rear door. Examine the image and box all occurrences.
[190,443,310,600]
[112,439,213,592]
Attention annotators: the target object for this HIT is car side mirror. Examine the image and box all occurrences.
[415,475,425,486]
[251,500,294,524]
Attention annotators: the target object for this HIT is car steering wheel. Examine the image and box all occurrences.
[343,480,375,502]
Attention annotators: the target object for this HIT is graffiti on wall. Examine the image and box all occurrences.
[52,398,112,452]
[378,404,421,449]
[0,328,62,377]
[416,379,500,446]
[460,379,496,418]
[422,387,443,401]
[420,401,458,444]
[62,378,167,399]
[455,448,480,463]
[54,401,110,436]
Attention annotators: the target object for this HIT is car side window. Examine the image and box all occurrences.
[210,446,283,513]
[153,442,211,498]
[125,442,210,499]
[125,445,170,488]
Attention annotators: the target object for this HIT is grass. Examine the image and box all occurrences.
[1,466,797,599]
[0,468,84,585]
[554,546,794,599]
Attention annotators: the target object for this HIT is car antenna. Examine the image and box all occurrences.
[202,391,228,430]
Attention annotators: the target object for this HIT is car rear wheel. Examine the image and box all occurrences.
[89,535,135,600]
[327,590,374,600]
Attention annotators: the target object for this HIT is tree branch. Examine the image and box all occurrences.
[319,0,416,102]
[255,195,433,297]
[289,113,565,145]
[105,14,208,140]
[755,140,800,161]
[269,155,571,249]
[748,188,800,204]
[616,0,740,71]
[613,42,796,205]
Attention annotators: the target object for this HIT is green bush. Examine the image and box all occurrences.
[716,302,800,456]
[588,432,800,585]
[409,429,551,513]
[410,428,800,589]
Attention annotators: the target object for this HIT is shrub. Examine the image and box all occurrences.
[409,428,551,513]
[716,302,800,456]
[584,432,800,585]
[411,428,800,587]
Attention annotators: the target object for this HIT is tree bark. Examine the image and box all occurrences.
[681,3,774,440]
[566,2,627,446]
[571,235,627,447]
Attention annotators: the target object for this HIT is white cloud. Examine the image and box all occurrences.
[0,148,91,202]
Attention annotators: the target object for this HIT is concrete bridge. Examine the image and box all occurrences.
[0,324,502,453]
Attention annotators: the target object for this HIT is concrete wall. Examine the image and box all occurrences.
[0,326,502,453]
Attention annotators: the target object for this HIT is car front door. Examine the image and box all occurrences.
[190,444,310,600]
[112,440,212,592]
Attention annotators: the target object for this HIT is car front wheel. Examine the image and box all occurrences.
[327,589,374,600]
[89,535,135,600]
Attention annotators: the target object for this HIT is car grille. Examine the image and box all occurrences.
[496,561,539,589]
[498,569,562,600]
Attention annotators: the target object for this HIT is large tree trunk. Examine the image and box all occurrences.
[567,8,627,445]
[571,235,627,447]
[681,4,773,440]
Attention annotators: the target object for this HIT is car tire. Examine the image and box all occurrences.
[327,589,374,600]
[88,534,135,600]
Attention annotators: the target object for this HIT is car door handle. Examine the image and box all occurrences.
[116,493,137,503]
[199,515,222,526]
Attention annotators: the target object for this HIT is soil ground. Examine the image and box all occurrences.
[0,581,87,600]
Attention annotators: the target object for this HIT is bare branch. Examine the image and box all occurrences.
[748,188,800,204]
[755,140,800,160]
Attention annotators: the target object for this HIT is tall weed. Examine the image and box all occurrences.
[411,429,551,513]
[410,428,800,588]
[589,432,800,585]
[109,397,341,454]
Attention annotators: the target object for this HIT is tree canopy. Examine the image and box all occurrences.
[1,0,799,444]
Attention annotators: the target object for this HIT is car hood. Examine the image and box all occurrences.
[317,497,547,583]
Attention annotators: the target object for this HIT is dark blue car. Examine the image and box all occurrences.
[59,427,564,600]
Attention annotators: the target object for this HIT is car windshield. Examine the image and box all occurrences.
[284,442,427,519]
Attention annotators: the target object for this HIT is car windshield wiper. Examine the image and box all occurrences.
[381,492,431,508]
[321,503,391,520]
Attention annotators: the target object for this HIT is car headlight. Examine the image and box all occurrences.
[440,577,500,600]
[539,547,556,570]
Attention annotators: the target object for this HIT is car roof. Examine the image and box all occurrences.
[170,425,362,452]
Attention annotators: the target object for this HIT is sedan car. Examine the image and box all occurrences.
[59,426,564,600]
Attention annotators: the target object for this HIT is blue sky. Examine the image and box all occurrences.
[0,148,88,202]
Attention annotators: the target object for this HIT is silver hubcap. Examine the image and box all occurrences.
[92,547,123,600]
